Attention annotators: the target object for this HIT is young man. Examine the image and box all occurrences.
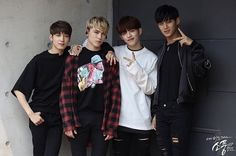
[59,16,121,156]
[11,20,72,156]
[152,5,211,156]
[112,16,158,156]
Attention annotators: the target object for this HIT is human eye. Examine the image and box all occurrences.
[129,29,136,33]
[64,34,70,38]
[94,30,100,34]
[166,19,172,24]
[121,31,126,36]
[158,22,164,26]
[101,32,106,37]
[55,33,61,37]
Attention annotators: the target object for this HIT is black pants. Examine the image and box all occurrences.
[112,129,150,156]
[156,104,192,156]
[29,113,63,156]
[68,111,107,156]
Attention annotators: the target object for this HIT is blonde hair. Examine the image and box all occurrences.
[86,16,109,35]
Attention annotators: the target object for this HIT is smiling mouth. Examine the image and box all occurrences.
[127,38,134,42]
[95,40,102,43]
[58,42,65,46]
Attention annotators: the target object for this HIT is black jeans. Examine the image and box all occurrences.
[112,129,151,156]
[29,113,63,156]
[68,111,107,156]
[156,104,192,156]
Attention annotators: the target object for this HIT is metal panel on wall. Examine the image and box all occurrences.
[113,0,236,155]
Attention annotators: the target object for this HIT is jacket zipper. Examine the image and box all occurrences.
[177,44,183,67]
[187,73,194,92]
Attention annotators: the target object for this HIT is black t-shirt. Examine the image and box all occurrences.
[76,47,107,113]
[12,49,69,114]
[158,41,181,106]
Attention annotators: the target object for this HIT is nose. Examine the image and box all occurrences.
[126,31,131,38]
[97,33,102,39]
[59,35,65,41]
[163,22,168,29]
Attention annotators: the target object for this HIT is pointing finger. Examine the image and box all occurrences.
[178,28,185,37]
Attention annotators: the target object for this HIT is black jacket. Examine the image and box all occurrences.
[152,40,211,114]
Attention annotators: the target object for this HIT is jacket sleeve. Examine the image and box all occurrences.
[127,57,158,95]
[59,55,77,132]
[190,41,211,78]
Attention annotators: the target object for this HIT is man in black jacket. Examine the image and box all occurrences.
[151,4,211,156]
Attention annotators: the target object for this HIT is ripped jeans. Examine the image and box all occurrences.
[155,103,192,156]
[112,128,151,156]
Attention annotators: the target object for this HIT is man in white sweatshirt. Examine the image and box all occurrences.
[112,16,158,156]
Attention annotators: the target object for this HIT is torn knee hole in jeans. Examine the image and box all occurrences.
[172,137,179,143]
[138,138,149,141]
[114,138,123,141]
[161,148,167,151]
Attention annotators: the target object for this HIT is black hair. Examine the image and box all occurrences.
[154,5,179,23]
[116,16,141,35]
[50,20,72,37]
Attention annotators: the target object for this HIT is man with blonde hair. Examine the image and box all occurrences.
[59,16,121,156]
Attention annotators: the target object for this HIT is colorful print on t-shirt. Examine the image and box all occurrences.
[77,55,104,89]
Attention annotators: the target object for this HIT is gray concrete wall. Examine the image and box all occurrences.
[0,0,112,155]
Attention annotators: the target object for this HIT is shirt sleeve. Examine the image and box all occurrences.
[101,42,114,53]
[127,57,158,95]
[11,56,37,101]
[102,62,121,137]
[59,55,79,131]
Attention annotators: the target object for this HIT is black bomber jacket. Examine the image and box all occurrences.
[152,40,211,114]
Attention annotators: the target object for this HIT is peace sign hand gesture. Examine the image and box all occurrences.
[173,28,193,47]
[123,52,136,67]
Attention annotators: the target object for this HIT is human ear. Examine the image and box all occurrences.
[119,35,125,41]
[85,28,89,35]
[139,28,143,35]
[176,17,180,27]
[49,34,53,42]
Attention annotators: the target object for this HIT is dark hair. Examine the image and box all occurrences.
[154,5,179,23]
[116,16,141,35]
[50,20,72,37]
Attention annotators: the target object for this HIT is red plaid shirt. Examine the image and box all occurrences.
[59,55,121,136]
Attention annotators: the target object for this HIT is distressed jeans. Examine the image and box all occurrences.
[112,129,151,156]
[155,103,192,156]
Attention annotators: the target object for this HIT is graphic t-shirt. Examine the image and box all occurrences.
[76,47,106,113]
[77,55,104,89]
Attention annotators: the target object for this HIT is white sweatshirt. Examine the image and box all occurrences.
[114,45,158,130]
